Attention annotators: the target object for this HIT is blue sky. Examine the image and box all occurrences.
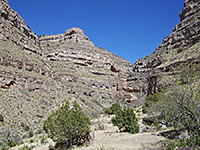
[9,0,185,64]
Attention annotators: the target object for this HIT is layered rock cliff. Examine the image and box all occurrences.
[0,0,40,54]
[163,0,200,49]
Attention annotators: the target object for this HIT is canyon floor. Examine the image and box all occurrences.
[11,110,166,150]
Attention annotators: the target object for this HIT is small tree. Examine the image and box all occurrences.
[104,103,122,115]
[112,107,139,134]
[43,101,91,148]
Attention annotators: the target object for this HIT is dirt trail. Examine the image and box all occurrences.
[76,131,165,150]
[75,115,165,150]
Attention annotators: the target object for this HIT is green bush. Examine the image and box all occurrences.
[0,114,4,122]
[43,101,91,148]
[167,142,176,150]
[177,48,184,53]
[7,140,17,147]
[142,107,148,114]
[104,103,122,115]
[28,131,33,138]
[0,145,6,150]
[40,136,46,144]
[167,136,200,149]
[112,107,139,134]
[142,92,164,114]
[146,92,163,102]
[29,139,34,143]
[24,125,30,131]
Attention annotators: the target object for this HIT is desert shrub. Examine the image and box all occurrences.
[146,92,163,102]
[0,114,4,122]
[0,145,6,150]
[40,136,46,144]
[28,131,33,138]
[35,129,42,134]
[99,145,107,150]
[7,140,17,147]
[167,142,176,150]
[166,136,200,150]
[24,125,30,131]
[177,48,184,53]
[112,107,139,134]
[142,92,165,113]
[43,101,91,149]
[179,66,195,84]
[21,123,30,131]
[142,106,148,114]
[104,103,122,115]
[29,139,34,143]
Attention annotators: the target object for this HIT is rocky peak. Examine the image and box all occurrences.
[180,0,200,21]
[39,27,94,49]
[65,27,84,35]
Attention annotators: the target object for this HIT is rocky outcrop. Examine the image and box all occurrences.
[159,0,200,50]
[0,56,48,76]
[0,0,40,54]
[39,27,94,48]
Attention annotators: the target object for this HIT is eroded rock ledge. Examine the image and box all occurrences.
[39,27,94,49]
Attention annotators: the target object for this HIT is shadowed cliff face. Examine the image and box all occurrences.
[0,0,199,143]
